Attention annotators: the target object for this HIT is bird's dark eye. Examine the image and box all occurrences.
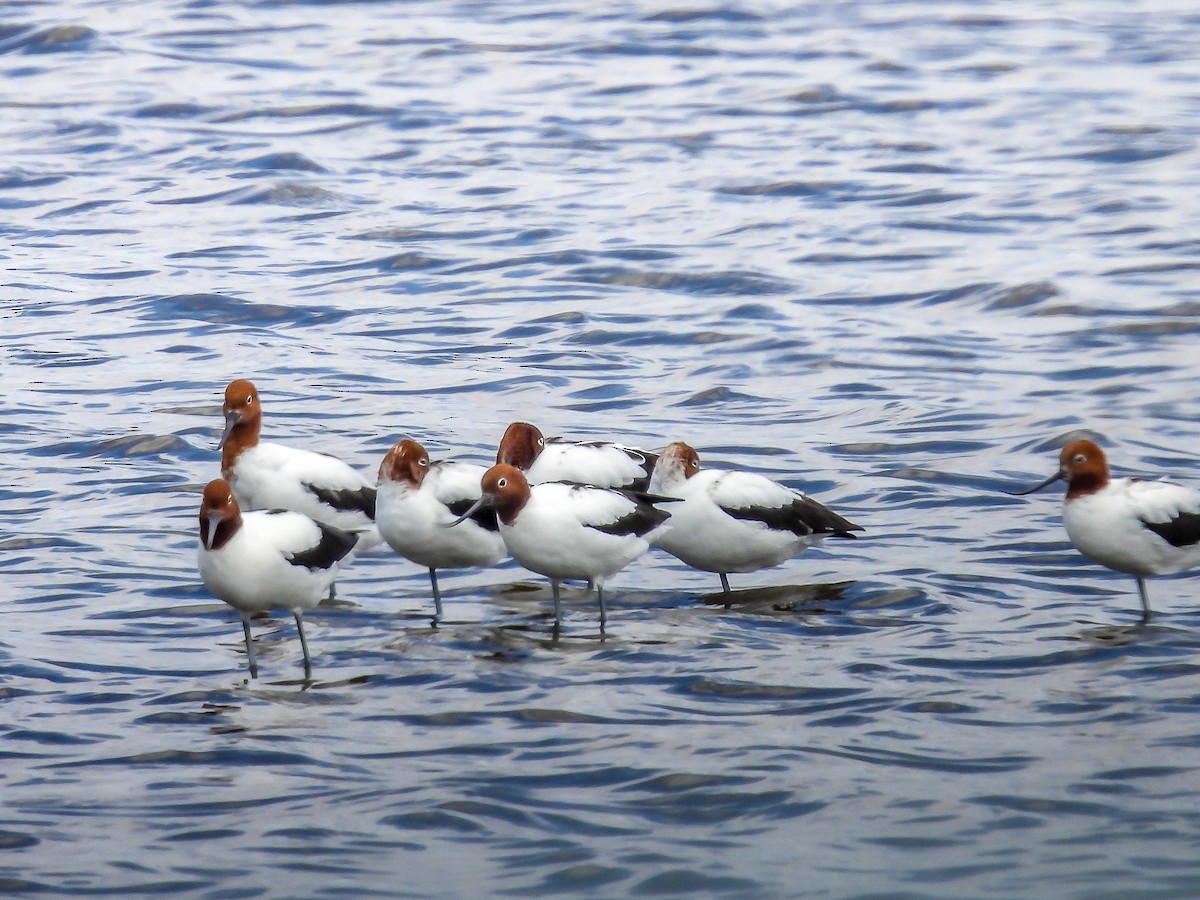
[497,478,507,488]
[245,396,253,405]
[419,458,428,467]
[537,438,544,447]
[1074,454,1086,464]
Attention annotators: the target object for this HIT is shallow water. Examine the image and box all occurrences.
[4,0,1200,896]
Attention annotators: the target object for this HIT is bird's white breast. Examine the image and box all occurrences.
[499,483,657,580]
[198,510,338,614]
[1063,478,1200,576]
[377,465,504,569]
[653,470,808,572]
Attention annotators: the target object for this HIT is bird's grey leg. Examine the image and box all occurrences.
[429,568,444,624]
[241,615,258,679]
[1136,577,1153,624]
[293,611,312,680]
[552,580,563,628]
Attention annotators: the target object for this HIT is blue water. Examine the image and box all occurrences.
[4,0,1200,895]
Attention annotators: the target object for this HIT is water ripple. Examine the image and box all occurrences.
[3,0,1200,896]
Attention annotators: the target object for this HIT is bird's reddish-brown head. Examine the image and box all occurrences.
[219,379,263,474]
[480,463,531,525]
[199,478,242,550]
[1057,439,1110,498]
[378,438,430,487]
[496,422,544,470]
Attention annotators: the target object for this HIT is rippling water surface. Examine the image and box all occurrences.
[5,0,1200,895]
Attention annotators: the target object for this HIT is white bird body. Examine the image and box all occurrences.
[499,481,665,582]
[649,442,862,592]
[456,464,671,630]
[199,508,342,612]
[376,439,506,620]
[197,479,356,678]
[653,471,822,572]
[526,439,654,490]
[378,460,504,569]
[1014,439,1200,621]
[496,421,656,491]
[230,441,380,545]
[219,379,380,553]
[1063,477,1200,577]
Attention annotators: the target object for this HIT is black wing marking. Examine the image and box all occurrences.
[586,489,672,538]
[724,495,863,539]
[633,491,682,505]
[624,451,658,493]
[305,482,377,519]
[446,498,499,532]
[286,522,358,571]
[1142,510,1200,548]
[632,449,658,469]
